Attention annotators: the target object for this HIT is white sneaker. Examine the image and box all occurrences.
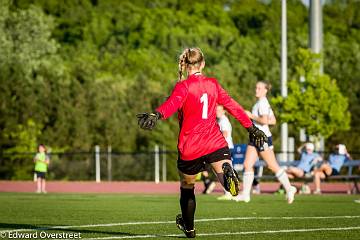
[252,185,261,195]
[299,184,311,194]
[354,199,360,204]
[286,186,297,204]
[234,194,250,203]
[217,192,233,200]
[205,182,216,194]
[313,189,321,195]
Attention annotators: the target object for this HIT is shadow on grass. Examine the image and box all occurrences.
[0,222,188,239]
[0,222,136,237]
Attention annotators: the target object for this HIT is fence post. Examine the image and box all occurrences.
[162,146,167,182]
[155,145,160,184]
[107,145,112,181]
[95,145,101,183]
[288,137,295,162]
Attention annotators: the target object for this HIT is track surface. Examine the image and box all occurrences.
[0,181,357,194]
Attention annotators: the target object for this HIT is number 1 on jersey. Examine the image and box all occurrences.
[200,93,208,119]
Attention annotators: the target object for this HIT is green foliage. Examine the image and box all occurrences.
[1,0,359,179]
[2,119,42,180]
[321,1,360,150]
[272,48,350,139]
[0,1,66,149]
[4,119,41,153]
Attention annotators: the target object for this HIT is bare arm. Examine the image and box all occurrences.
[268,114,276,125]
[344,148,352,160]
[246,111,276,125]
[297,144,306,154]
[45,155,50,165]
[222,130,230,138]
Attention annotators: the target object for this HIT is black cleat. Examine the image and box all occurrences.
[222,162,240,196]
[176,214,196,238]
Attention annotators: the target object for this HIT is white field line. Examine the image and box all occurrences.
[81,226,360,240]
[1,215,360,233]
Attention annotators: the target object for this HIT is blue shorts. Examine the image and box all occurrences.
[248,136,273,152]
[325,168,339,177]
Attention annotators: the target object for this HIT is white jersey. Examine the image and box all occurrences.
[218,115,234,149]
[251,97,274,137]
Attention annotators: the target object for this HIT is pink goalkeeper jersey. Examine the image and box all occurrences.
[156,74,252,160]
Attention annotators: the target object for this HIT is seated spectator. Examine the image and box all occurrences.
[313,144,351,194]
[286,142,322,194]
[286,142,322,178]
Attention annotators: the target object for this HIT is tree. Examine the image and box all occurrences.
[2,0,359,179]
[2,119,42,180]
[272,48,350,140]
[0,2,64,149]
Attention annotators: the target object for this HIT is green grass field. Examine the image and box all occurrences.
[0,192,360,239]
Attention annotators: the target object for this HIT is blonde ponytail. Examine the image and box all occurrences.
[178,48,204,81]
[257,80,272,91]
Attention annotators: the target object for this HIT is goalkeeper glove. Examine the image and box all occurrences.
[247,124,268,149]
[136,111,162,130]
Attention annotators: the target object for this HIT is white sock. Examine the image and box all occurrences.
[224,191,232,197]
[242,171,254,197]
[276,169,291,192]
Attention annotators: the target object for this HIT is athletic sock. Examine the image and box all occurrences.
[180,187,196,230]
[204,178,211,187]
[242,171,254,197]
[216,173,225,187]
[252,178,259,187]
[276,169,291,192]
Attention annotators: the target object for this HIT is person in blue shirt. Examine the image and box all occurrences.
[313,144,351,194]
[286,142,322,179]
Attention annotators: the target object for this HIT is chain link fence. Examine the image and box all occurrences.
[0,148,180,181]
[1,147,359,181]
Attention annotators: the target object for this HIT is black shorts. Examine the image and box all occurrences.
[35,171,46,179]
[248,136,273,152]
[177,147,231,175]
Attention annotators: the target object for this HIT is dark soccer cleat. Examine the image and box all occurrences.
[222,162,240,196]
[176,214,196,238]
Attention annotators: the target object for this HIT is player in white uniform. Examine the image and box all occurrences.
[235,81,297,204]
[217,105,234,149]
[216,105,235,200]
